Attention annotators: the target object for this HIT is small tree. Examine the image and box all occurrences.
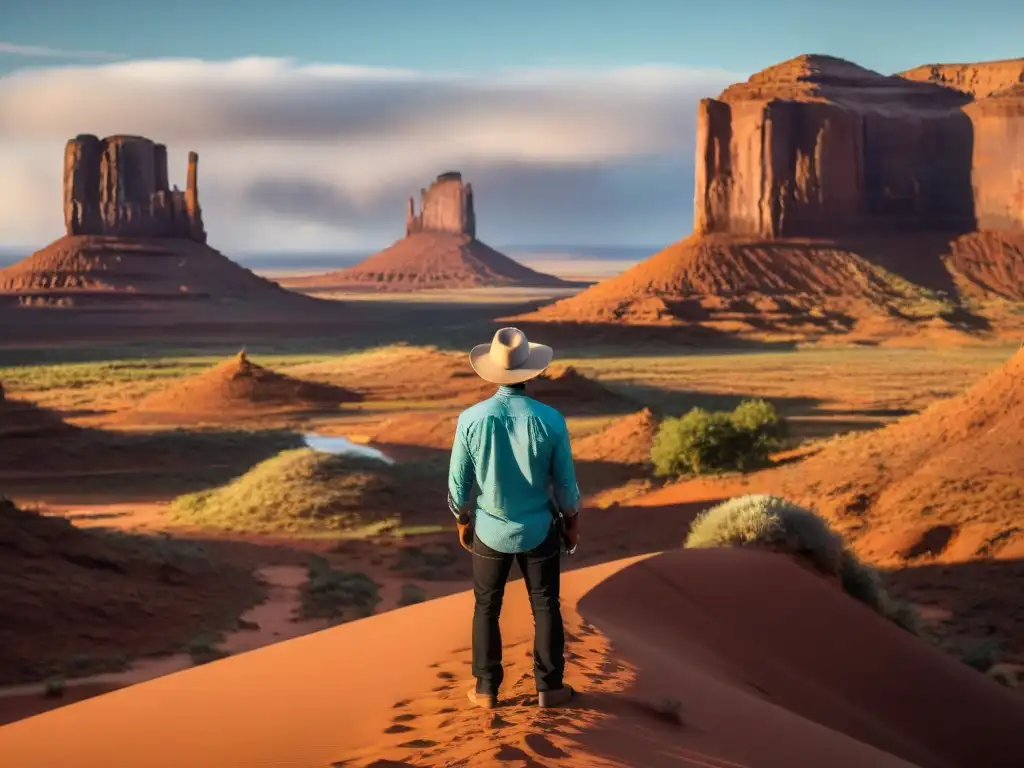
[651,399,786,478]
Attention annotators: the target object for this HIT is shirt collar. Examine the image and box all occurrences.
[495,385,528,399]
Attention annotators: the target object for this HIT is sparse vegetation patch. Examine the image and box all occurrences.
[168,448,437,535]
[299,557,381,623]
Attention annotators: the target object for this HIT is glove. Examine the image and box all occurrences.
[457,518,474,552]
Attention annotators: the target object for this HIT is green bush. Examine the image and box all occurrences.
[684,495,921,635]
[651,399,786,478]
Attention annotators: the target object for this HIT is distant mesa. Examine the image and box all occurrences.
[0,134,332,316]
[516,54,1024,341]
[282,172,572,292]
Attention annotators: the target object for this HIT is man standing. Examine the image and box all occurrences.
[448,327,581,709]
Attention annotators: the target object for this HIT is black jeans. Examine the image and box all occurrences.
[472,523,565,695]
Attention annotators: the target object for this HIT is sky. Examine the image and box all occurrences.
[0,0,1020,254]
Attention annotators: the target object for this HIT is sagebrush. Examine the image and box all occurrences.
[685,495,922,634]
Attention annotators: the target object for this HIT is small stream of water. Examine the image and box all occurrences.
[302,434,393,463]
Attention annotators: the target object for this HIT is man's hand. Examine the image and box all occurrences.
[562,512,579,553]
[457,518,474,552]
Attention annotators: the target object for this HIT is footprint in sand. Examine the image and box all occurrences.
[494,744,548,766]
[397,738,437,749]
[392,713,417,723]
[392,699,411,709]
[490,713,513,729]
[383,723,415,734]
[524,733,570,759]
[436,670,456,680]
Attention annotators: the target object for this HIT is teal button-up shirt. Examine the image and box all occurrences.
[447,385,581,554]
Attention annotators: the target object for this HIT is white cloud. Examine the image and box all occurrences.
[0,42,123,60]
[0,57,740,253]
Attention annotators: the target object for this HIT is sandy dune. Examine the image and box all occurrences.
[1,549,1019,768]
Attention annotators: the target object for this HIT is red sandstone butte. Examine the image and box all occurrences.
[63,134,205,241]
[282,172,570,292]
[516,55,1024,338]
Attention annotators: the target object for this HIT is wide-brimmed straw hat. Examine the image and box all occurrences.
[470,327,553,385]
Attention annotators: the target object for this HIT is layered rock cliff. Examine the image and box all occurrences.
[965,86,1024,231]
[405,171,476,237]
[694,55,1024,238]
[63,134,206,242]
[694,55,977,239]
[899,59,1024,98]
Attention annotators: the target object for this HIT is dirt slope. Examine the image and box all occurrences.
[0,499,260,685]
[514,232,1024,342]
[574,408,658,465]
[129,352,359,421]
[1,550,1020,767]
[0,236,325,311]
[281,231,570,291]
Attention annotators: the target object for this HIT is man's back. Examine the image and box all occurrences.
[448,385,580,554]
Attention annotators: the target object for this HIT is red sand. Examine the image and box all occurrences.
[128,352,359,420]
[574,408,658,465]
[1,549,1019,767]
[281,231,569,291]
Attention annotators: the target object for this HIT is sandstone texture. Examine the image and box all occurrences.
[519,54,1024,341]
[695,55,975,239]
[64,135,205,241]
[406,171,476,237]
[965,85,1024,231]
[899,58,1024,98]
[284,172,570,292]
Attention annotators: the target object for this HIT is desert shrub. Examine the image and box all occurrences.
[398,583,427,606]
[43,676,65,698]
[300,557,381,622]
[686,495,843,574]
[685,495,921,634]
[651,400,785,477]
[168,448,429,535]
[961,640,1000,673]
[185,632,230,665]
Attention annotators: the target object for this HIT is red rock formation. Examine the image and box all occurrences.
[514,54,1024,340]
[899,59,1024,99]
[285,171,569,292]
[965,86,1024,231]
[63,135,206,242]
[405,171,476,237]
[694,55,975,239]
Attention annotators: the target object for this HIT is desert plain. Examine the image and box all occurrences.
[0,53,1023,768]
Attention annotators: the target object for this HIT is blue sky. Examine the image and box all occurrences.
[3,0,1020,75]
[0,1,1019,254]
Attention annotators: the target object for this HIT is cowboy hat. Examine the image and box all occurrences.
[470,327,553,385]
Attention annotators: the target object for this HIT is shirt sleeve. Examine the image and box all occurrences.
[551,423,581,515]
[447,420,475,519]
